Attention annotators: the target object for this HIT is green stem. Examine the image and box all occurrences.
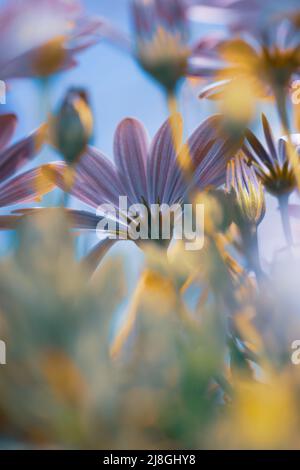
[242,224,265,281]
[274,87,290,132]
[278,194,293,246]
[60,190,69,208]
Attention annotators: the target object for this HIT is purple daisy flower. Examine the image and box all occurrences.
[96,0,226,96]
[45,113,235,268]
[0,0,104,79]
[132,0,190,92]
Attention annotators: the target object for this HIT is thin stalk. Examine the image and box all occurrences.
[242,224,265,282]
[167,91,178,115]
[62,190,70,208]
[166,91,194,194]
[278,193,293,246]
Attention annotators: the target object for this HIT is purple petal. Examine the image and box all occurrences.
[246,128,273,167]
[0,114,17,151]
[0,124,46,182]
[148,113,183,204]
[187,115,224,166]
[261,114,277,163]
[193,141,229,189]
[114,118,148,203]
[75,147,126,207]
[67,209,103,230]
[167,115,229,202]
[70,17,132,52]
[50,149,124,209]
[0,45,77,79]
[46,164,105,209]
[0,163,57,208]
[199,80,229,99]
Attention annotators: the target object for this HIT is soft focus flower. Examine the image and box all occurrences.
[96,0,225,97]
[244,115,300,245]
[0,114,56,213]
[244,114,298,197]
[46,113,234,267]
[216,373,298,449]
[190,22,300,122]
[50,87,93,168]
[186,0,300,35]
[132,0,190,93]
[0,0,103,79]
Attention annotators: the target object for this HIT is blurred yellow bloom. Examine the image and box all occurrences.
[227,375,297,449]
[33,35,67,76]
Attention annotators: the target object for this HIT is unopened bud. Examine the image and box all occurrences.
[50,88,93,165]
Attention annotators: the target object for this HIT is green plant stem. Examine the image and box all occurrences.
[242,224,265,282]
[278,194,293,246]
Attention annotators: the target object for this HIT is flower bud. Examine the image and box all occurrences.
[227,154,266,229]
[50,88,93,165]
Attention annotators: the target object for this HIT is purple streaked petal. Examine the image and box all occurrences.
[189,141,229,191]
[43,162,112,209]
[114,118,148,203]
[246,128,273,167]
[0,163,57,207]
[261,114,278,163]
[148,113,183,204]
[0,124,46,182]
[0,114,17,151]
[47,152,124,209]
[67,209,103,230]
[75,147,126,207]
[199,80,230,100]
[167,115,232,202]
[278,138,288,166]
[186,115,224,166]
[0,45,77,79]
[70,16,132,52]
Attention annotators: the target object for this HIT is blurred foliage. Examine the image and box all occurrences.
[0,208,299,449]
